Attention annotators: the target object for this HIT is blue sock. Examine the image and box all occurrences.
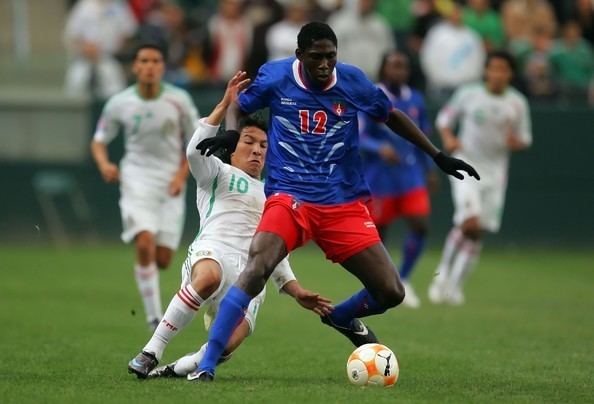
[198,286,252,375]
[399,231,426,280]
[330,289,387,327]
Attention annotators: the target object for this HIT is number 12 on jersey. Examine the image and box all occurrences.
[299,110,327,135]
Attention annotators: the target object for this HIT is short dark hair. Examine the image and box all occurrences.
[297,22,337,50]
[486,50,516,73]
[133,42,166,61]
[238,116,268,134]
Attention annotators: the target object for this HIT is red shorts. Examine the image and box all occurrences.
[256,193,381,263]
[367,188,430,227]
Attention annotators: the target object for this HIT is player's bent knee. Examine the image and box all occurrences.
[376,282,405,308]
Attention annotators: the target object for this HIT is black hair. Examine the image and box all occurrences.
[133,42,166,61]
[485,50,516,73]
[377,50,409,82]
[297,22,337,50]
[238,116,268,134]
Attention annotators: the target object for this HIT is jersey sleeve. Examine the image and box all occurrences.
[436,86,469,130]
[353,72,392,122]
[270,257,297,293]
[179,91,200,145]
[186,118,225,188]
[237,63,273,114]
[93,97,121,144]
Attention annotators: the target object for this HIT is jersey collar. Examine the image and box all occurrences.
[377,83,411,103]
[292,59,337,92]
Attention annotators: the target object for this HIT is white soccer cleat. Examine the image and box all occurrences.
[445,286,465,306]
[401,281,421,308]
[428,278,446,304]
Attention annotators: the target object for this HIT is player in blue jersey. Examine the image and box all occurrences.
[359,51,438,308]
[189,22,479,382]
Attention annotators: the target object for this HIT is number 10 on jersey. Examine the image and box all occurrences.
[299,110,327,135]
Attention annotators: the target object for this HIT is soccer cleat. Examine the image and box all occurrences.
[148,363,180,378]
[428,278,446,304]
[127,351,158,379]
[401,281,421,308]
[187,370,214,382]
[445,286,465,306]
[321,315,378,347]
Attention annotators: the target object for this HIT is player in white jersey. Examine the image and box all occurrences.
[127,72,333,379]
[91,43,199,330]
[429,51,532,305]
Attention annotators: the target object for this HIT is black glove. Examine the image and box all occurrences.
[196,130,240,156]
[433,152,480,180]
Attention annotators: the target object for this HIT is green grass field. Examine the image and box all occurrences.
[1,245,592,403]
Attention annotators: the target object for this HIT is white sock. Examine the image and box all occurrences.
[134,262,162,323]
[449,239,482,290]
[434,227,464,284]
[143,284,203,360]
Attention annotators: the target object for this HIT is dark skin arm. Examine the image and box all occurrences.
[385,109,480,180]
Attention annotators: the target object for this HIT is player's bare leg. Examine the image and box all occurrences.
[133,231,162,330]
[322,242,404,346]
[155,246,173,270]
[128,259,221,378]
[445,217,483,305]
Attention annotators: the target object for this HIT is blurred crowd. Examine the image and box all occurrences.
[63,0,594,105]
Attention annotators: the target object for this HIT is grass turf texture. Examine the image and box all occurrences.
[0,245,592,403]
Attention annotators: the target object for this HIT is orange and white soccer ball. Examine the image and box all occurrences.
[346,343,399,387]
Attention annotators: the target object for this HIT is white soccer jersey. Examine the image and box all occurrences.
[186,118,296,291]
[436,83,532,184]
[93,83,199,186]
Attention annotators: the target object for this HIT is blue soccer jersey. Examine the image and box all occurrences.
[359,84,433,197]
[237,57,392,204]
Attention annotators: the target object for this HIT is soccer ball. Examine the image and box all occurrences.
[346,343,399,387]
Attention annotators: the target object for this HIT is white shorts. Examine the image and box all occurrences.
[180,240,265,334]
[119,179,186,249]
[450,176,506,233]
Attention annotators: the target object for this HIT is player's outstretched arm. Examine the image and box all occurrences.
[282,280,334,317]
[385,109,480,181]
[195,71,251,157]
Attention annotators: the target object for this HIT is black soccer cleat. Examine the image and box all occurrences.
[148,363,180,378]
[128,351,158,379]
[187,370,215,382]
[321,315,379,347]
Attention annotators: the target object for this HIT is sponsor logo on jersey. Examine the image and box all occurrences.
[280,97,296,106]
[332,100,347,116]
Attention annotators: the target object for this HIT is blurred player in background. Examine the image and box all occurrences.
[429,51,532,305]
[91,43,199,330]
[191,22,479,382]
[359,51,438,308]
[127,72,332,379]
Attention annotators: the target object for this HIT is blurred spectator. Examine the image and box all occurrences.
[377,0,415,42]
[64,0,137,99]
[409,0,441,53]
[266,1,311,61]
[136,2,195,87]
[244,0,285,76]
[128,0,159,23]
[501,0,557,42]
[463,0,505,50]
[510,26,557,100]
[203,0,253,83]
[420,1,485,100]
[550,20,594,98]
[328,0,395,80]
[575,0,594,45]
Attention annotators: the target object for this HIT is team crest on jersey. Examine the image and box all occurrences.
[332,100,347,116]
[162,119,176,136]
